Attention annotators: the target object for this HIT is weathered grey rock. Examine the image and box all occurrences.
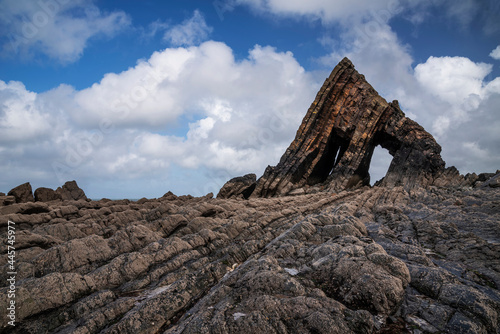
[0,202,50,216]
[0,184,498,334]
[490,178,500,188]
[446,311,488,334]
[7,182,34,203]
[0,272,95,327]
[482,172,500,189]
[310,237,410,314]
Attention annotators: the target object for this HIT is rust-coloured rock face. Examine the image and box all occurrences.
[251,57,448,197]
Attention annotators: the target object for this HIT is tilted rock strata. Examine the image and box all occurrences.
[217,173,257,199]
[1,184,499,333]
[250,57,453,198]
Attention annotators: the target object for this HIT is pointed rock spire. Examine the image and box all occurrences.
[249,57,448,197]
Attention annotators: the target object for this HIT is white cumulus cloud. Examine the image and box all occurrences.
[414,56,492,104]
[414,56,498,137]
[0,40,318,197]
[0,80,51,143]
[235,0,500,34]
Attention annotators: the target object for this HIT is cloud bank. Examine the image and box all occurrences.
[0,41,318,197]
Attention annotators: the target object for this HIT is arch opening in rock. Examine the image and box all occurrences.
[306,134,351,186]
[369,145,393,186]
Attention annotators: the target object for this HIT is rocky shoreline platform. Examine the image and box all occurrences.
[1,58,499,333]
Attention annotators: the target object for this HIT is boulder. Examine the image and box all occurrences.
[56,181,87,201]
[490,177,500,188]
[7,182,34,203]
[34,187,62,202]
[162,191,178,200]
[217,174,257,199]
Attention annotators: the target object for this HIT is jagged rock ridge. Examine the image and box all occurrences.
[222,57,457,199]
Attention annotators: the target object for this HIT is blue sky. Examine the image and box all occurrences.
[0,0,499,199]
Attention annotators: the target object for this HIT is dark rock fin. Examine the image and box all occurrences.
[251,58,450,197]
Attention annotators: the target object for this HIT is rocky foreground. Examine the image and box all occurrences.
[0,179,499,333]
[1,58,500,333]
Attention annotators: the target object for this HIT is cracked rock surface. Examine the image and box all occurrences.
[1,185,499,333]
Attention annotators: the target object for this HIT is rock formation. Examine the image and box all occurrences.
[4,181,86,204]
[34,187,62,202]
[1,58,499,334]
[217,173,257,199]
[7,182,34,203]
[1,181,499,333]
[235,58,453,198]
[55,181,87,201]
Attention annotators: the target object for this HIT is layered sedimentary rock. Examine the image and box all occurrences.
[1,179,499,333]
[250,57,452,198]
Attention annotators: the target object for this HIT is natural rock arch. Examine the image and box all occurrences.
[368,145,393,185]
[249,58,450,197]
